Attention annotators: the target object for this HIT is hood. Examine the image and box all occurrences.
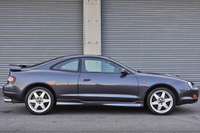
[136,70,183,80]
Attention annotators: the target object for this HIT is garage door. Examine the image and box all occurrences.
[102,0,200,85]
[0,0,83,87]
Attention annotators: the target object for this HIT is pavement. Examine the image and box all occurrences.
[0,89,200,133]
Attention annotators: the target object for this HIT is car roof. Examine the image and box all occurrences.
[61,54,111,60]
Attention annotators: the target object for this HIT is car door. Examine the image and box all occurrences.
[50,58,80,101]
[78,57,139,102]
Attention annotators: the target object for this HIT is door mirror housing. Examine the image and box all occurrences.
[121,69,129,75]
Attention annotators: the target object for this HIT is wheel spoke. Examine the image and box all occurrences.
[165,98,172,102]
[33,92,39,98]
[153,93,160,100]
[30,99,36,103]
[40,103,45,109]
[161,92,165,98]
[151,101,159,105]
[43,99,50,103]
[157,104,162,111]
[40,92,45,98]
[34,103,39,109]
[163,103,169,109]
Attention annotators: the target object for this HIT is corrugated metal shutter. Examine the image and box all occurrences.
[102,0,200,85]
[0,0,83,87]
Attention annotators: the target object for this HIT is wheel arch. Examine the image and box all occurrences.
[144,84,179,106]
[22,82,57,103]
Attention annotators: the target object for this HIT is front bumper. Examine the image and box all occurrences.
[178,97,198,105]
[177,87,199,105]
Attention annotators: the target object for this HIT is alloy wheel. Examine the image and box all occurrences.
[26,89,52,114]
[149,89,174,114]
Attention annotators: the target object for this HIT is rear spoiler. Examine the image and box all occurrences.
[9,64,27,71]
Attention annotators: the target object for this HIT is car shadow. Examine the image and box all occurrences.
[0,104,198,116]
[49,105,197,116]
[50,105,149,115]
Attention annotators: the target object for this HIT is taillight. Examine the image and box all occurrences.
[7,76,16,83]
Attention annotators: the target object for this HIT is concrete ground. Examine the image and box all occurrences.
[0,89,200,133]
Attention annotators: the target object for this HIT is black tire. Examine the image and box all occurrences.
[25,87,54,115]
[146,87,176,115]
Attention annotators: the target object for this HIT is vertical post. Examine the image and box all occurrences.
[83,0,101,55]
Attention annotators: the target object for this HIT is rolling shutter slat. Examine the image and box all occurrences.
[0,0,83,87]
[102,0,200,85]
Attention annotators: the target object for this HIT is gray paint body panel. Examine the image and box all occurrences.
[2,55,199,107]
[79,73,139,101]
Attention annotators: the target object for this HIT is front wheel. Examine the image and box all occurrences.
[25,87,54,115]
[147,88,176,115]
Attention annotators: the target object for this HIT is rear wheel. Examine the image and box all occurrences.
[147,87,176,115]
[25,87,54,115]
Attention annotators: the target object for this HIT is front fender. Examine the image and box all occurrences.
[135,73,190,101]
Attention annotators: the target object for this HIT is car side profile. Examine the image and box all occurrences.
[3,55,199,115]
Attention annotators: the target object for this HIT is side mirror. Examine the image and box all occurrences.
[121,69,128,75]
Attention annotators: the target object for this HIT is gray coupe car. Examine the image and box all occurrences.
[3,55,199,115]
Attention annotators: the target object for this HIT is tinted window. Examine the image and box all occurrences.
[26,57,62,68]
[82,58,122,73]
[53,58,79,72]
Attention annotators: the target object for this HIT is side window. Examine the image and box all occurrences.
[82,58,122,73]
[53,58,79,72]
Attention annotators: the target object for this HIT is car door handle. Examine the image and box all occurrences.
[82,78,91,81]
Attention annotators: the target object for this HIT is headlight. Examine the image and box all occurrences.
[187,82,193,89]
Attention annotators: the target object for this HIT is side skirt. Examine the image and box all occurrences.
[56,102,143,107]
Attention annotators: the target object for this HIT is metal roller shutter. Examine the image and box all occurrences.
[0,0,83,87]
[102,0,200,85]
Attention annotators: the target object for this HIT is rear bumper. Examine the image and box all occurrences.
[4,97,21,103]
[3,83,23,102]
[4,97,12,103]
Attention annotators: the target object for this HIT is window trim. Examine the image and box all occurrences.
[50,57,81,73]
[81,57,130,74]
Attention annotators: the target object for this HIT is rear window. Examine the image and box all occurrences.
[25,57,62,68]
[53,58,79,72]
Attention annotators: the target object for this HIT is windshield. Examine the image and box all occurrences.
[107,57,136,72]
